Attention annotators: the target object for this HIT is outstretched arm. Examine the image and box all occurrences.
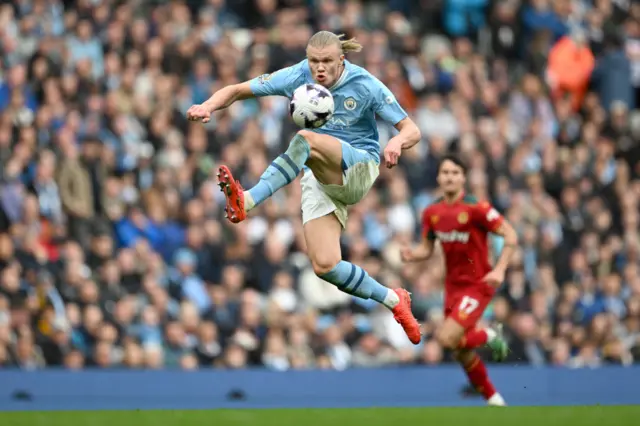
[205,82,255,112]
[188,63,304,123]
[187,82,254,123]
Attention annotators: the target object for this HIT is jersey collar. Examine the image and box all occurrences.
[444,191,465,204]
[329,60,350,91]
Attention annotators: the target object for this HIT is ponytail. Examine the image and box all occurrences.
[338,34,363,54]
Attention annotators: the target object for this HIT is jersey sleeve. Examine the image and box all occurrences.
[249,61,306,98]
[370,77,408,125]
[421,208,437,241]
[474,201,504,233]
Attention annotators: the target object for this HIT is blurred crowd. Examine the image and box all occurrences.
[1,0,639,371]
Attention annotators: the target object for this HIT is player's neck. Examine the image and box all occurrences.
[443,190,464,204]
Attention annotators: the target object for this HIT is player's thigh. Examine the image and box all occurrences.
[319,143,379,206]
[303,212,343,275]
[300,169,349,229]
[437,316,466,348]
[447,287,493,330]
[299,130,343,185]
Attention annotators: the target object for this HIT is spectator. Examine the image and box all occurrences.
[521,0,569,44]
[57,141,95,249]
[591,32,635,112]
[547,31,595,112]
[442,0,489,39]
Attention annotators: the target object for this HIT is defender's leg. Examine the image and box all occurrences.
[435,317,467,350]
[437,291,509,361]
[303,213,422,344]
[455,349,506,406]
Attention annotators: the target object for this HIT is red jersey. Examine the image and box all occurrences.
[421,194,503,289]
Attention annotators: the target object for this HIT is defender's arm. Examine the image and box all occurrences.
[403,205,437,263]
[401,236,436,262]
[490,220,519,274]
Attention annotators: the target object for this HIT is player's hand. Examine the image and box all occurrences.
[400,246,414,262]
[186,104,212,123]
[483,268,505,288]
[384,138,402,169]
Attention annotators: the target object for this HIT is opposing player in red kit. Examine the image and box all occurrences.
[401,155,518,406]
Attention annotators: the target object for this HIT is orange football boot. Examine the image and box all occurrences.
[217,165,246,224]
[392,288,422,344]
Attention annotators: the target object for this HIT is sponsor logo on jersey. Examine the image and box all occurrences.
[435,231,470,243]
[431,215,439,225]
[344,97,357,110]
[327,116,357,128]
[486,208,500,222]
[458,212,469,224]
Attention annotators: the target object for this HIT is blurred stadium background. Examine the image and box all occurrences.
[0,0,639,374]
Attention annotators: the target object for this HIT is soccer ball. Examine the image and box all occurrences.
[289,83,334,129]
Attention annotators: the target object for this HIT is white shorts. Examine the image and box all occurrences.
[301,143,379,228]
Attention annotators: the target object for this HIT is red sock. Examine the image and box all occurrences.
[462,355,497,400]
[458,329,488,350]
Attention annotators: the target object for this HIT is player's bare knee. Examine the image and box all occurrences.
[310,252,341,276]
[297,130,329,162]
[297,130,318,150]
[437,329,461,350]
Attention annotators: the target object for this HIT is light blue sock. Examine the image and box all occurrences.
[247,134,310,209]
[319,261,391,304]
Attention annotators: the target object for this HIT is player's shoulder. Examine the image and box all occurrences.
[345,62,383,90]
[462,195,496,214]
[471,198,496,212]
[461,194,479,205]
[468,199,501,223]
[423,197,445,215]
[346,61,370,78]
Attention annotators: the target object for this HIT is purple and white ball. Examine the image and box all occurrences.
[289,83,335,129]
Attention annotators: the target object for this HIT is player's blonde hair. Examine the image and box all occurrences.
[307,31,363,54]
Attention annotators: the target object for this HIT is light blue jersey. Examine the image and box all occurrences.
[249,59,408,164]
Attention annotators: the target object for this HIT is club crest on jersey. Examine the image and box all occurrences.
[258,73,272,84]
[431,215,439,225]
[344,97,357,110]
[458,212,469,224]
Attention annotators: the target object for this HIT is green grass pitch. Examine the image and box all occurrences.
[1,406,639,426]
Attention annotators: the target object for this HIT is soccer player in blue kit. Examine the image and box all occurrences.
[187,31,422,343]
